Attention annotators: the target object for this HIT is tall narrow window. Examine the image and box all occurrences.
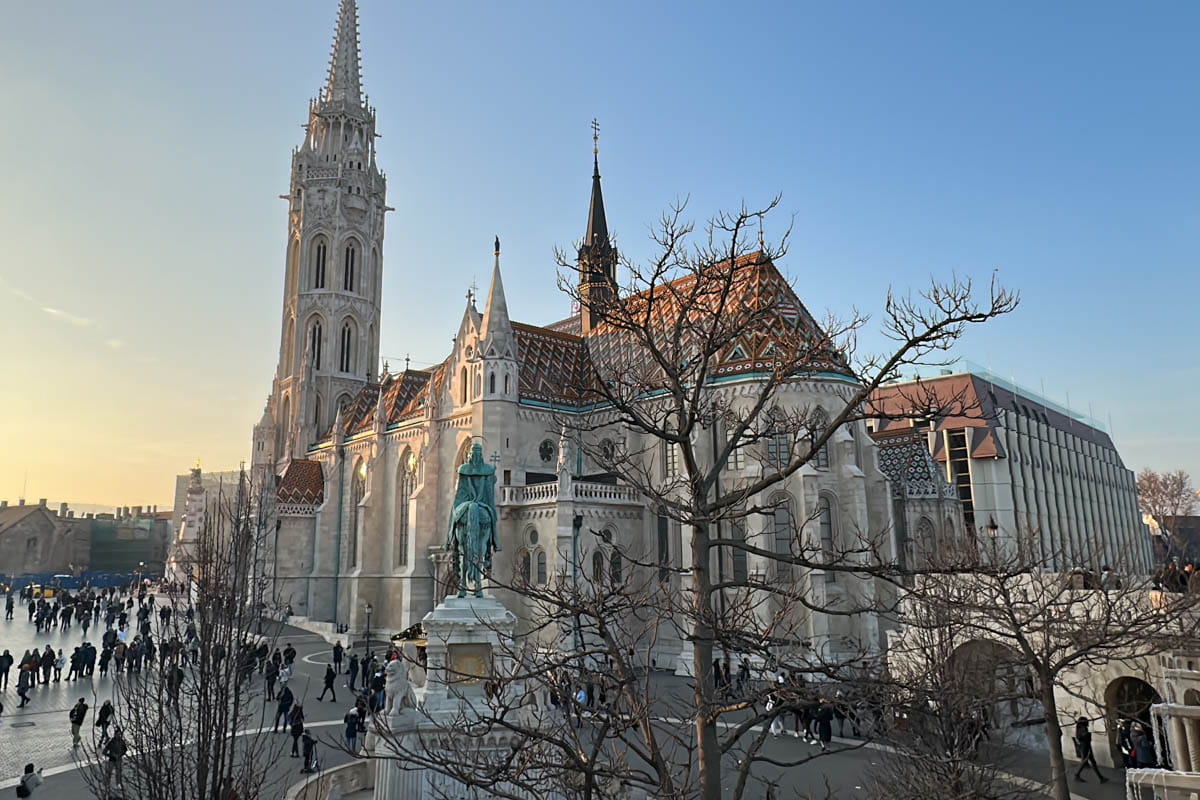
[309,321,323,370]
[819,495,836,583]
[349,459,366,568]
[339,324,354,373]
[592,550,604,583]
[809,409,831,470]
[772,498,792,578]
[767,430,789,472]
[610,551,623,584]
[396,452,413,567]
[460,368,468,405]
[312,394,322,427]
[657,513,671,583]
[536,551,547,585]
[489,372,496,394]
[664,443,680,479]
[504,374,511,394]
[727,435,745,470]
[731,517,749,582]
[312,237,327,289]
[343,242,357,291]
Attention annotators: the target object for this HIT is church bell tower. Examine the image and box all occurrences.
[253,0,388,477]
[577,121,617,336]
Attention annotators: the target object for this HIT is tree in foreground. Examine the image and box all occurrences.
[369,196,1019,800]
[79,474,288,800]
[1136,468,1197,560]
[892,536,1200,800]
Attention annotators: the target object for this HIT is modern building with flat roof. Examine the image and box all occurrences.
[871,368,1152,574]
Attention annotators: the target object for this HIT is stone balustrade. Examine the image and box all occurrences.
[499,481,641,507]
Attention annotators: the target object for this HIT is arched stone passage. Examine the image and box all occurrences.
[1104,676,1161,765]
[946,640,1037,742]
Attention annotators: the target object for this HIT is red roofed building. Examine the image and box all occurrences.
[870,368,1151,573]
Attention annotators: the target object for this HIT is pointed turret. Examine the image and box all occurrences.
[324,0,363,107]
[481,237,514,355]
[578,121,618,335]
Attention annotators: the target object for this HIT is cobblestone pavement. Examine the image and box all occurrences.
[0,607,363,794]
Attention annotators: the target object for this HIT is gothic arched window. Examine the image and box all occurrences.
[312,236,327,289]
[536,550,547,585]
[313,393,322,428]
[592,550,604,583]
[308,320,323,370]
[396,450,414,568]
[460,367,468,405]
[349,458,366,568]
[818,494,836,583]
[343,241,357,292]
[339,323,354,373]
[609,551,623,584]
[770,493,793,579]
[504,374,511,394]
[489,372,496,394]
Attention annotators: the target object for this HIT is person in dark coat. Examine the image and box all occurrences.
[347,652,360,691]
[274,685,295,733]
[289,705,306,757]
[264,660,279,702]
[300,729,318,773]
[318,664,337,702]
[1073,716,1108,783]
[815,702,834,751]
[332,641,344,674]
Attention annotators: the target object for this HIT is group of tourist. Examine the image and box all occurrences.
[1154,561,1200,593]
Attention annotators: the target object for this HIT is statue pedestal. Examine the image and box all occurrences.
[375,594,548,799]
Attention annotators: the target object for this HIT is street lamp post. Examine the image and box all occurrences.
[364,602,374,657]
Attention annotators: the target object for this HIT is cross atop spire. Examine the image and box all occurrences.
[584,119,609,248]
[324,0,363,107]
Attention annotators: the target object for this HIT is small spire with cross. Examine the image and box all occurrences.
[404,353,411,371]
[591,118,600,156]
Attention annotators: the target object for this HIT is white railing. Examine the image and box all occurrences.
[499,481,641,507]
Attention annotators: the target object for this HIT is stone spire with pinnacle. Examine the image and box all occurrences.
[578,119,617,335]
[323,0,364,108]
[482,236,514,358]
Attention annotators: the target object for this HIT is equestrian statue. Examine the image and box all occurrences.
[445,442,501,598]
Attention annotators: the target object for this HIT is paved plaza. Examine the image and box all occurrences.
[0,608,1130,800]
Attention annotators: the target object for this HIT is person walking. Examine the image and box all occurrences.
[15,763,43,797]
[300,728,318,773]
[343,706,360,753]
[264,659,279,702]
[4,594,13,621]
[0,649,12,690]
[347,652,360,691]
[69,698,90,749]
[17,663,33,708]
[333,640,344,674]
[1073,716,1108,783]
[289,704,306,757]
[104,727,127,790]
[318,664,338,702]
[274,685,295,733]
[96,700,115,742]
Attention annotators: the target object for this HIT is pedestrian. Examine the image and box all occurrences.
[96,700,114,742]
[370,669,386,712]
[1132,722,1157,768]
[333,640,344,674]
[4,594,13,620]
[343,706,360,752]
[104,727,127,789]
[15,763,43,797]
[318,663,338,702]
[1073,716,1108,783]
[348,652,360,691]
[264,659,279,701]
[17,663,33,708]
[53,650,65,682]
[69,697,90,749]
[0,648,12,690]
[283,643,297,668]
[289,704,306,757]
[815,702,834,752]
[768,674,785,738]
[300,728,318,773]
[275,685,295,733]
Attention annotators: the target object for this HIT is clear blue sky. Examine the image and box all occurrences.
[1,1,1196,506]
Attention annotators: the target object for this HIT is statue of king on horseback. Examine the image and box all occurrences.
[445,442,501,598]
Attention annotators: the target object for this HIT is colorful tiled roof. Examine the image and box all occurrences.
[344,370,432,436]
[513,322,589,406]
[276,459,325,507]
[871,429,957,500]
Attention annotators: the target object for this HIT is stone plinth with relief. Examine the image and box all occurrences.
[374,594,551,799]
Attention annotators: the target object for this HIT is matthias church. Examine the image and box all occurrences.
[250,0,949,668]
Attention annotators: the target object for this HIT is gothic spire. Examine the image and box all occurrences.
[583,119,609,248]
[482,237,514,355]
[324,0,363,107]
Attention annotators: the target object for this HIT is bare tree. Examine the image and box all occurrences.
[1136,468,1198,558]
[363,196,1017,800]
[893,536,1200,800]
[79,474,289,800]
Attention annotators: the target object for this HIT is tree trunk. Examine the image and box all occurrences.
[691,521,722,800]
[1040,676,1070,800]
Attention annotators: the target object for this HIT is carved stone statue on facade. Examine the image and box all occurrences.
[445,442,500,598]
